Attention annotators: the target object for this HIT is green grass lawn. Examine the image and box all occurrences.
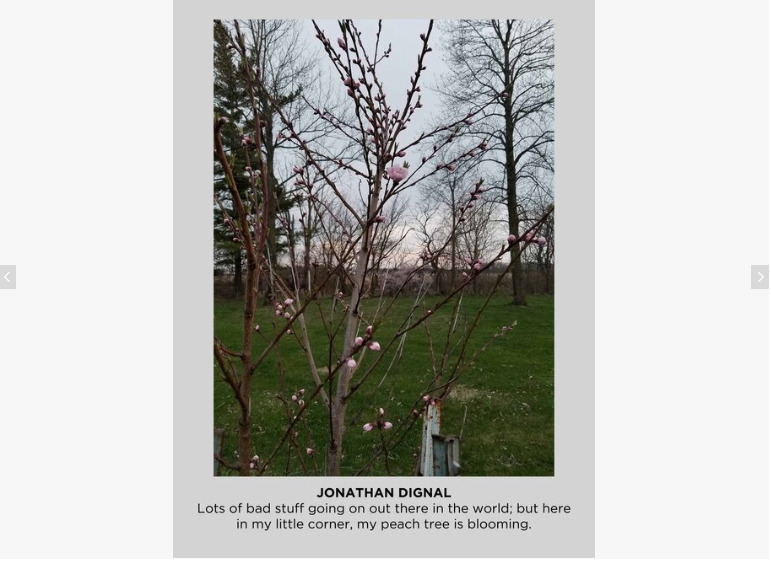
[214,294,553,476]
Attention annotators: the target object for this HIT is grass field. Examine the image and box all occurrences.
[213,294,554,476]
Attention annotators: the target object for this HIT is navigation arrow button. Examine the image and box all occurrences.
[0,265,15,289]
[751,265,769,289]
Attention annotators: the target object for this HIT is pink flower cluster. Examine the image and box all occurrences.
[507,231,547,246]
[465,256,484,273]
[362,407,393,432]
[386,165,408,183]
[457,178,486,223]
[291,388,306,409]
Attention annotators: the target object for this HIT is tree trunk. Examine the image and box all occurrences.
[503,66,527,306]
[450,187,457,293]
[263,112,279,270]
[233,249,243,298]
[326,189,379,475]
[237,381,252,476]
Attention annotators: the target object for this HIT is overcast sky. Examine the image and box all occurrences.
[308,19,449,145]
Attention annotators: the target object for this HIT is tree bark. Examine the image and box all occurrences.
[503,54,527,306]
[233,250,243,298]
[325,187,379,475]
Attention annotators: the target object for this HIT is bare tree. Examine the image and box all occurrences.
[438,19,554,305]
[215,20,346,277]
[367,194,411,295]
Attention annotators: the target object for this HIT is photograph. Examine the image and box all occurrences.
[212,18,555,477]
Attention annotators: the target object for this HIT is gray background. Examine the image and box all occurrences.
[174,0,594,557]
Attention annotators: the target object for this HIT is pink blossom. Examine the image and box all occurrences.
[337,291,344,299]
[355,336,364,347]
[252,455,260,462]
[346,358,357,368]
[524,232,534,241]
[375,215,386,223]
[536,236,547,246]
[368,341,381,352]
[298,389,305,396]
[396,150,407,157]
[366,325,373,335]
[474,263,482,271]
[297,399,305,408]
[283,312,291,319]
[383,421,393,430]
[306,448,314,455]
[422,395,430,402]
[379,407,385,416]
[249,462,255,469]
[284,298,294,306]
[464,117,473,125]
[275,309,282,316]
[292,165,302,174]
[291,395,298,402]
[363,423,374,432]
[464,257,473,266]
[386,165,408,182]
[254,325,261,332]
[507,234,517,243]
[337,37,346,49]
[343,76,352,86]
[447,164,456,171]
